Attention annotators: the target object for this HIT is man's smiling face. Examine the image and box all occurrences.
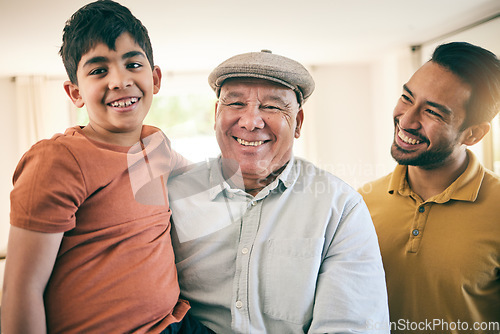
[391,61,472,168]
[215,78,303,188]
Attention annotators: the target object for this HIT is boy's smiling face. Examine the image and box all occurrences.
[64,32,161,146]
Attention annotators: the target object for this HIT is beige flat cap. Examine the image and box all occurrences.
[208,50,315,104]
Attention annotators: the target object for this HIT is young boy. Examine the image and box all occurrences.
[1,1,211,333]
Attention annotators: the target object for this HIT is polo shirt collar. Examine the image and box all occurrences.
[387,149,485,203]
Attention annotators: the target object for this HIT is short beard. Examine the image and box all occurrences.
[391,121,463,169]
[391,143,457,168]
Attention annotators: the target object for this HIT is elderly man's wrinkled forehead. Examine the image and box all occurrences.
[219,77,301,106]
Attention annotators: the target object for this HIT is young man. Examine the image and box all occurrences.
[2,1,211,333]
[360,42,500,333]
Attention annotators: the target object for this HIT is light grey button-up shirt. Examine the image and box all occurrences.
[168,156,389,334]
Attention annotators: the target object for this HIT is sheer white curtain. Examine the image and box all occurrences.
[0,76,52,298]
[14,76,49,154]
[14,75,71,155]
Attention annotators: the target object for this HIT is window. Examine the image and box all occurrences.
[145,89,219,162]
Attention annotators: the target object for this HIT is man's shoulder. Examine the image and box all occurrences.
[358,172,394,199]
[167,159,215,198]
[480,167,500,193]
[293,157,363,200]
[294,157,347,184]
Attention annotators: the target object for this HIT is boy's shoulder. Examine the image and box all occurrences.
[20,126,83,157]
[18,126,126,171]
[50,124,164,148]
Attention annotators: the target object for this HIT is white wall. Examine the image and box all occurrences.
[371,47,418,166]
[299,47,417,189]
[300,63,376,189]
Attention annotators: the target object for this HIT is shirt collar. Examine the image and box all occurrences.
[387,149,485,203]
[207,155,297,200]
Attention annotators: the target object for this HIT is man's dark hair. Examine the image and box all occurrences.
[431,42,500,127]
[59,0,154,84]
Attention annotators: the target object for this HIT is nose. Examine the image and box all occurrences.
[108,67,132,90]
[238,105,265,131]
[396,104,421,130]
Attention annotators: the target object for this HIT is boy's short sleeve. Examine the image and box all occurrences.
[10,139,86,233]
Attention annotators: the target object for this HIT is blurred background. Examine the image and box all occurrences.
[0,0,499,260]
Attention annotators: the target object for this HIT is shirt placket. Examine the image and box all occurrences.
[232,198,262,333]
[407,201,431,253]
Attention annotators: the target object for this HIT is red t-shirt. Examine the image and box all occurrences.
[10,126,189,333]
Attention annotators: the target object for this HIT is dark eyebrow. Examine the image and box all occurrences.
[402,84,414,97]
[83,56,108,68]
[427,101,452,116]
[82,51,146,68]
[403,84,451,116]
[122,50,146,60]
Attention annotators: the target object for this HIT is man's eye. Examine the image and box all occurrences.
[401,94,412,103]
[426,109,442,118]
[228,102,245,107]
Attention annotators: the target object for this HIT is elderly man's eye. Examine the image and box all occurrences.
[228,102,245,107]
[262,105,281,111]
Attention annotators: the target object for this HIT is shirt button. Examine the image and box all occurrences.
[241,247,249,254]
[235,301,243,309]
[251,201,257,206]
[412,229,419,236]
[418,206,425,213]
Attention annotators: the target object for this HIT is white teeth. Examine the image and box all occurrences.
[398,130,421,145]
[109,97,138,108]
[236,138,264,146]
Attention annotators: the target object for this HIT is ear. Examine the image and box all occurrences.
[152,65,162,94]
[294,108,304,139]
[64,81,85,108]
[461,122,491,146]
[214,101,219,131]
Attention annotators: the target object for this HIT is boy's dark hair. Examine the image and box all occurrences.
[431,41,500,127]
[59,0,154,84]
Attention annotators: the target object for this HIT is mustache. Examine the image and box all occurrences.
[394,120,429,144]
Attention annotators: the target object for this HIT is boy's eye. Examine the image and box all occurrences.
[127,62,142,69]
[89,68,107,76]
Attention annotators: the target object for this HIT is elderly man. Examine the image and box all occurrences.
[359,42,500,333]
[168,50,389,333]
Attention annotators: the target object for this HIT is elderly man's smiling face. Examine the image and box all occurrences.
[215,78,303,194]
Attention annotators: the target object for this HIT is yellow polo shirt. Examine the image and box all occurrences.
[360,150,500,334]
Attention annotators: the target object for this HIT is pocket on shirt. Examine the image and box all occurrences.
[263,238,323,324]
